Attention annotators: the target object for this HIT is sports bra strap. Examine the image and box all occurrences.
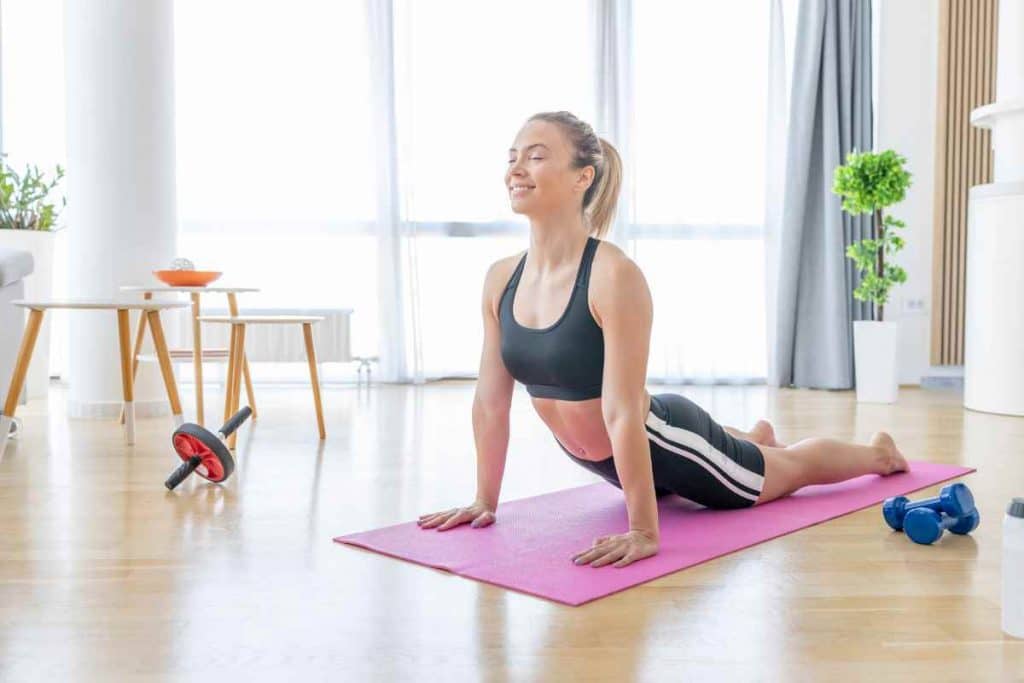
[504,252,527,291]
[574,237,598,288]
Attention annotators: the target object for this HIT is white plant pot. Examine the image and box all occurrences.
[853,320,900,404]
[0,229,56,399]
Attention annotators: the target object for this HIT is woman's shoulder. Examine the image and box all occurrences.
[482,250,527,298]
[591,238,642,279]
[589,238,650,305]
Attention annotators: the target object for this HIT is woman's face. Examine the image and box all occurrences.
[505,120,594,217]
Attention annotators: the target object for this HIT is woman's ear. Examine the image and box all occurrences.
[576,165,595,193]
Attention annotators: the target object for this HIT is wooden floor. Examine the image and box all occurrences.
[1,381,1023,681]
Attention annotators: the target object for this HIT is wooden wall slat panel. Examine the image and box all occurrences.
[930,0,998,366]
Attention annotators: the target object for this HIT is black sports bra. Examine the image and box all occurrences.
[498,237,604,400]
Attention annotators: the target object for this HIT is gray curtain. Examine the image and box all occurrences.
[771,0,873,389]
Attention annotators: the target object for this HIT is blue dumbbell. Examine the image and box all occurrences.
[882,483,975,531]
[903,507,981,545]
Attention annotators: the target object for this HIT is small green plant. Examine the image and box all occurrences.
[0,155,66,231]
[832,149,912,322]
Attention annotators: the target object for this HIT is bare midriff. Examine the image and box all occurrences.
[531,390,652,462]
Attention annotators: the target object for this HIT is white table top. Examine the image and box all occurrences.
[120,285,260,294]
[198,315,324,325]
[14,299,189,311]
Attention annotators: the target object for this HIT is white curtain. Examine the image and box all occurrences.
[593,0,636,252]
[366,0,419,384]
[765,0,802,384]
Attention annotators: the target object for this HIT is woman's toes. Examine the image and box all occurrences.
[752,419,779,447]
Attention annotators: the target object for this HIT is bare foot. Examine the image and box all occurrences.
[749,419,783,447]
[870,431,909,474]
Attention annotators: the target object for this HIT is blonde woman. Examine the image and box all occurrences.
[418,111,908,569]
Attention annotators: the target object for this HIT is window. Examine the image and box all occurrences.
[634,0,769,227]
[393,0,596,224]
[175,0,376,229]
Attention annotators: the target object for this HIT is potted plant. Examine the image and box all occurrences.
[0,155,66,399]
[832,149,912,403]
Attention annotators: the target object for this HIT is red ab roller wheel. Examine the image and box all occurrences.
[165,407,252,490]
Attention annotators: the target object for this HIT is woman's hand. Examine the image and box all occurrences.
[572,530,659,568]
[417,501,496,531]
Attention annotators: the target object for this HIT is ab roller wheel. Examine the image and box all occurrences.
[165,406,252,490]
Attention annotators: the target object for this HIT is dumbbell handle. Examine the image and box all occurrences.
[165,455,201,490]
[905,484,975,517]
[905,508,980,544]
[904,495,946,514]
[218,406,253,439]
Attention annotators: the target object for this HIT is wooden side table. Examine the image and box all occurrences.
[120,285,259,427]
[198,315,326,448]
[0,299,189,461]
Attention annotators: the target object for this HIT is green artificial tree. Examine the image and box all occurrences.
[832,149,912,322]
[0,155,66,231]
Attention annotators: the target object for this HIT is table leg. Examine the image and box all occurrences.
[227,293,257,419]
[190,293,204,427]
[223,324,238,425]
[120,291,151,425]
[116,309,135,445]
[1,309,45,461]
[228,323,246,450]
[146,310,184,428]
[302,323,326,440]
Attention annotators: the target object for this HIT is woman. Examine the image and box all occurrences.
[418,111,908,569]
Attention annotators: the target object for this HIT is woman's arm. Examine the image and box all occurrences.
[470,260,517,510]
[572,249,659,567]
[419,258,517,531]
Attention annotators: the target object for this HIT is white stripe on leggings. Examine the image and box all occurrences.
[646,431,759,502]
[646,411,765,495]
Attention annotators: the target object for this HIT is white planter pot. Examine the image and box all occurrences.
[0,229,56,399]
[853,320,900,403]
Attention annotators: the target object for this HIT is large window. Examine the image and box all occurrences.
[174,1,381,369]
[393,0,596,224]
[391,0,596,378]
[175,1,376,229]
[634,1,769,228]
[632,1,770,381]
[3,1,782,384]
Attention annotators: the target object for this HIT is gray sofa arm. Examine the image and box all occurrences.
[0,247,34,288]
[0,246,35,411]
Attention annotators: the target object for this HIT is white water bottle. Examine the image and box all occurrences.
[1003,498,1024,638]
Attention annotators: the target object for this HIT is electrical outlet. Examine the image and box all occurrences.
[902,297,927,313]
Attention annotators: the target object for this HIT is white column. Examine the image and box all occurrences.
[63,0,178,418]
[964,0,1024,415]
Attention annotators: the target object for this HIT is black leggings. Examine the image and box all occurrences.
[557,393,766,509]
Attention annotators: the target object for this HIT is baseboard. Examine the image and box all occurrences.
[920,365,964,390]
[67,399,171,420]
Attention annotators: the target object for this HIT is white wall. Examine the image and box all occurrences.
[875,0,940,386]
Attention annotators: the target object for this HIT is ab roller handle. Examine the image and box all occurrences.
[219,406,253,440]
[164,407,252,490]
[165,455,204,490]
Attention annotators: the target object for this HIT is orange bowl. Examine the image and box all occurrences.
[154,270,222,287]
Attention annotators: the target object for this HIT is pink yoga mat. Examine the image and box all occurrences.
[335,461,974,606]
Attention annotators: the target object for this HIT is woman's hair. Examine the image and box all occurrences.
[527,111,622,239]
